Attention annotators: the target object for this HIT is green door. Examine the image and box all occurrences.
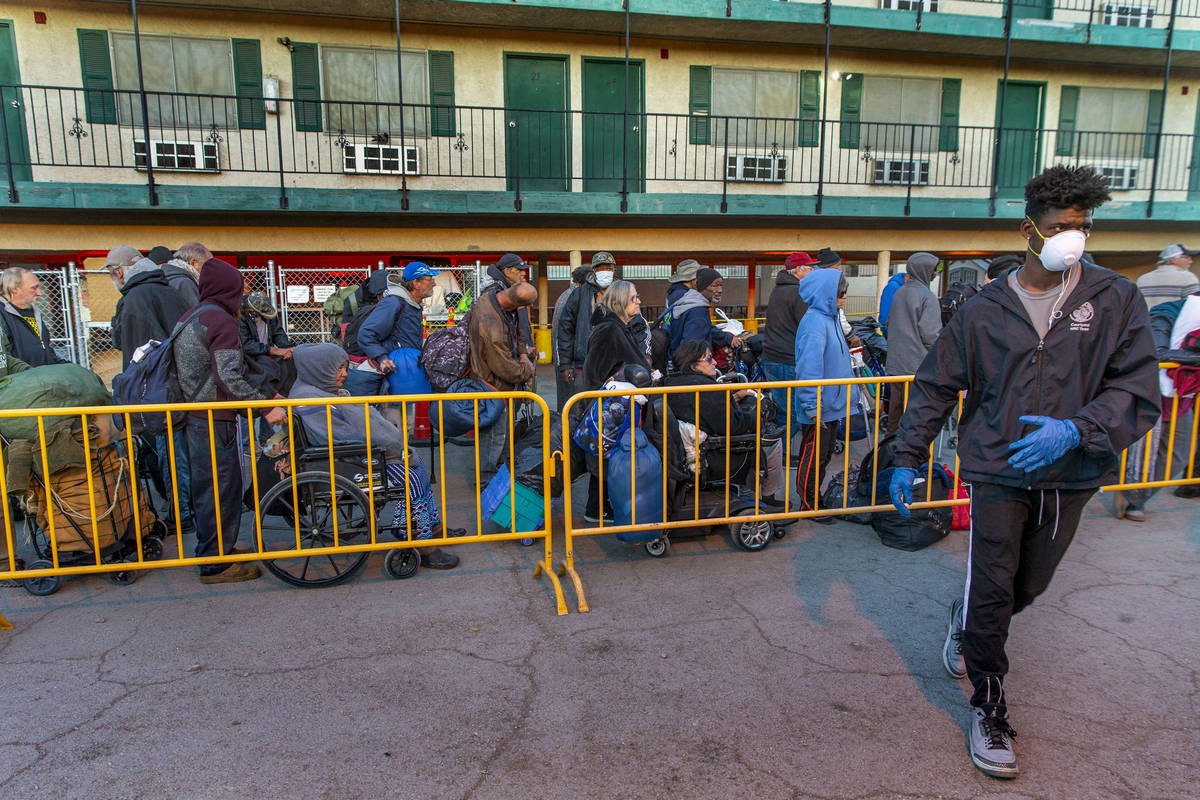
[1189,99,1200,200]
[504,54,568,192]
[1011,0,1052,20]
[0,20,31,183]
[995,81,1043,196]
[582,58,644,193]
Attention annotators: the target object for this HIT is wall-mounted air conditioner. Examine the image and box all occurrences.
[133,140,219,172]
[1095,164,1138,191]
[724,154,787,183]
[1102,3,1154,27]
[342,144,420,176]
[871,158,930,186]
[881,0,939,11]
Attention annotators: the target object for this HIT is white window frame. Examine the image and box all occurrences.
[1102,3,1155,27]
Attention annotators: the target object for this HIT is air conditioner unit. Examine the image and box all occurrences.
[724,154,787,183]
[871,158,930,186]
[1102,3,1154,27]
[881,0,939,11]
[133,139,219,172]
[1095,164,1138,191]
[342,144,419,176]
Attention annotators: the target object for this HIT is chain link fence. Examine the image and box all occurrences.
[31,267,78,366]
[276,267,371,344]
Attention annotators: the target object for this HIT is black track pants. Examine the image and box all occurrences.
[963,482,1094,716]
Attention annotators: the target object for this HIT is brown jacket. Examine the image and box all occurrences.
[468,293,534,390]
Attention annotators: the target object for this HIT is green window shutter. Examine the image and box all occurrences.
[799,70,821,148]
[77,29,116,125]
[291,42,321,132]
[688,65,711,146]
[938,78,961,152]
[428,50,455,137]
[232,38,265,130]
[839,73,862,149]
[1055,85,1079,157]
[1144,89,1163,159]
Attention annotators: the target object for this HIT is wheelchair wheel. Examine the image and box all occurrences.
[384,548,420,579]
[730,508,773,552]
[644,537,670,558]
[257,472,371,588]
[22,560,61,596]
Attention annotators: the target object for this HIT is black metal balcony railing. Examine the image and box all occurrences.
[2,85,1195,216]
[697,0,1200,25]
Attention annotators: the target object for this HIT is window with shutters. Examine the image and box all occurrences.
[711,68,801,147]
[1073,87,1151,158]
[109,33,236,127]
[319,46,428,137]
[859,75,941,152]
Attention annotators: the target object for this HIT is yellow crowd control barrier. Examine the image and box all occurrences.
[556,375,968,613]
[1100,365,1200,495]
[0,389,566,621]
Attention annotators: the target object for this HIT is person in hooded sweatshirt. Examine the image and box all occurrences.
[174,258,286,584]
[288,343,462,569]
[877,271,907,336]
[666,266,743,360]
[884,252,943,434]
[889,166,1159,779]
[349,262,439,401]
[793,269,858,521]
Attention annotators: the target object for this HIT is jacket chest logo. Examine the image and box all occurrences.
[1069,301,1094,332]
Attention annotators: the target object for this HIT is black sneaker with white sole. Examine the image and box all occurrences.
[969,708,1019,778]
[943,597,967,679]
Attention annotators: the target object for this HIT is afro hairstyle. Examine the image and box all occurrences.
[1024,165,1111,224]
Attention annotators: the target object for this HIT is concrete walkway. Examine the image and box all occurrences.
[2,483,1196,799]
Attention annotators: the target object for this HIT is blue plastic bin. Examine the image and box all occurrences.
[480,465,544,533]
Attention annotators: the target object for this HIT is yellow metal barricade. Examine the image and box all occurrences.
[0,389,567,623]
[1101,364,1200,495]
[556,375,968,613]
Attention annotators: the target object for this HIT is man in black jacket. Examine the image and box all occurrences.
[553,252,615,412]
[761,252,814,426]
[0,266,68,367]
[110,256,191,369]
[889,166,1159,779]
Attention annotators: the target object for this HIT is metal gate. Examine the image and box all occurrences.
[31,267,77,365]
[276,266,371,343]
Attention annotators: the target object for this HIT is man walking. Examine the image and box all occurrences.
[1136,243,1199,310]
[884,251,942,435]
[889,166,1159,778]
[761,252,814,426]
[469,282,538,485]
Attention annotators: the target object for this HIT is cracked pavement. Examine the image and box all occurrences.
[1,485,1197,799]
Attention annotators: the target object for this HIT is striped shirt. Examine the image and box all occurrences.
[1137,266,1200,310]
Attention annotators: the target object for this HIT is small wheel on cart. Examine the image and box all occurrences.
[730,508,773,552]
[22,559,61,596]
[384,548,421,579]
[142,535,164,562]
[832,439,845,455]
[771,522,792,541]
[644,537,670,558]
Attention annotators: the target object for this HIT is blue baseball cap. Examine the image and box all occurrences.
[402,261,440,280]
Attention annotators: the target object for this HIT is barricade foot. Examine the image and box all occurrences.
[0,612,12,631]
[534,559,569,616]
[556,561,589,613]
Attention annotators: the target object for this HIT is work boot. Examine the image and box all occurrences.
[199,562,261,584]
[420,547,460,570]
[1174,484,1200,499]
[943,597,967,679]
[969,708,1019,779]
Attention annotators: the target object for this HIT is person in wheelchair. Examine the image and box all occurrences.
[288,343,463,570]
[664,340,787,511]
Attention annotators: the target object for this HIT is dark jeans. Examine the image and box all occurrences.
[152,430,193,530]
[759,359,794,429]
[886,383,907,436]
[186,417,244,576]
[963,482,1093,716]
[556,365,583,415]
[796,421,839,511]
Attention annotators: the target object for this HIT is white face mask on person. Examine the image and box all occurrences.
[1027,218,1087,273]
[593,270,614,288]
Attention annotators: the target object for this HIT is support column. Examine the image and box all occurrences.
[875,250,891,316]
[746,259,757,333]
[536,253,551,363]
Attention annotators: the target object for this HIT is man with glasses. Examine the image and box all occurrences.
[889,166,1159,778]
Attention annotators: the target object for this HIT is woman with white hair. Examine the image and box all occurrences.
[0,266,66,367]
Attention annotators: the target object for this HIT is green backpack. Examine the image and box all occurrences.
[323,284,361,342]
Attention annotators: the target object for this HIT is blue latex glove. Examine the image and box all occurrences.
[889,467,919,519]
[1007,415,1080,472]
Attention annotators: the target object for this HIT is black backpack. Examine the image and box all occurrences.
[648,303,677,375]
[111,303,218,435]
[342,300,379,358]
[940,282,977,327]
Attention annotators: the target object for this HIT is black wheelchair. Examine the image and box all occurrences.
[252,410,431,588]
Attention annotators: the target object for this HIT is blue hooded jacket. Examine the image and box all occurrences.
[793,268,859,425]
[878,272,906,335]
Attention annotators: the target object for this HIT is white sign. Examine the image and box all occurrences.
[312,285,336,303]
[286,285,310,304]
